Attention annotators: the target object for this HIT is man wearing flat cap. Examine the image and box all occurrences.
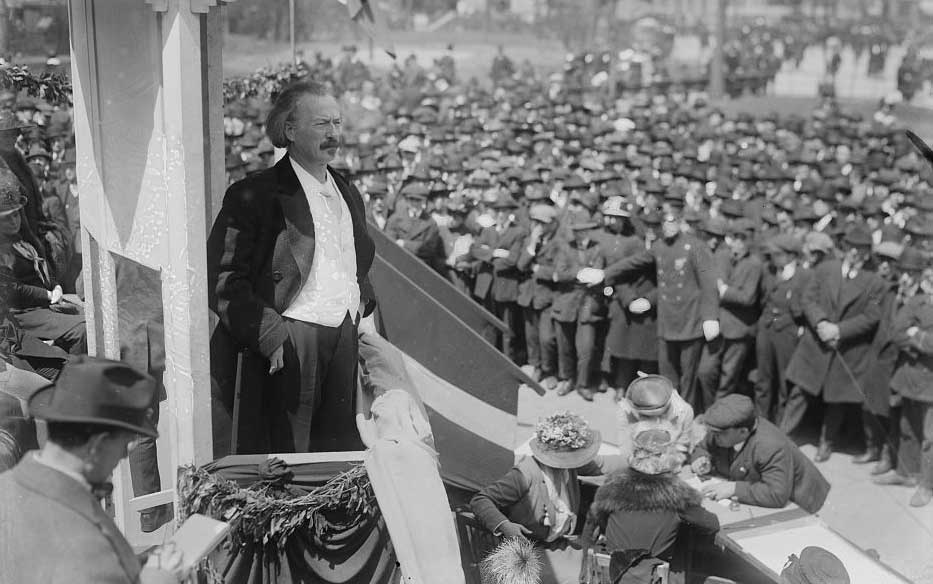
[784,224,889,462]
[691,394,830,513]
[755,234,811,423]
[0,356,185,583]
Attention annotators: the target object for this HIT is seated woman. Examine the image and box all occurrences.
[581,428,720,584]
[0,176,85,355]
[470,412,620,584]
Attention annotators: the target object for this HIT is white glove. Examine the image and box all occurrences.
[576,267,605,285]
[492,248,511,259]
[628,298,651,314]
[702,320,720,342]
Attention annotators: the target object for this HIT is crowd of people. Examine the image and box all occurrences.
[231,46,931,511]
[0,27,931,584]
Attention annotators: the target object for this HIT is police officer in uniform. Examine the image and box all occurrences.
[592,208,720,411]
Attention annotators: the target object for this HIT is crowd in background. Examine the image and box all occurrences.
[1,35,933,517]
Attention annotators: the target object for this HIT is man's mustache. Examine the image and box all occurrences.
[321,139,340,149]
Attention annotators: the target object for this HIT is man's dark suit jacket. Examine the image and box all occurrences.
[692,417,830,514]
[207,156,376,454]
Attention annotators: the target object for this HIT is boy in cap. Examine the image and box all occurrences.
[755,234,811,423]
[691,394,830,513]
[554,213,606,400]
[0,356,186,583]
[698,218,762,408]
[882,250,933,507]
[516,203,561,385]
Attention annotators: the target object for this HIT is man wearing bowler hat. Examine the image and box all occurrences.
[691,394,830,513]
[0,356,185,583]
[784,224,888,463]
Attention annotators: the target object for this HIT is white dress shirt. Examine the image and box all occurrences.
[282,157,360,327]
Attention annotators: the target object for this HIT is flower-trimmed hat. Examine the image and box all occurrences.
[530,411,601,469]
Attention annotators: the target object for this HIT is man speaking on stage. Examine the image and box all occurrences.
[208,81,376,454]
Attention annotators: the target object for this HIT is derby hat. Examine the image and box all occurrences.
[780,546,850,584]
[702,215,729,237]
[625,375,674,417]
[843,224,873,248]
[897,246,926,272]
[529,203,557,224]
[530,412,601,469]
[28,356,158,437]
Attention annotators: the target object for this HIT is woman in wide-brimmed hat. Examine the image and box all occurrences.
[580,428,719,584]
[471,411,618,584]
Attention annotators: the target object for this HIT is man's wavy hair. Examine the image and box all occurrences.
[265,80,330,148]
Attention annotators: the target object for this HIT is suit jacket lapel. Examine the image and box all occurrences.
[275,157,315,287]
[13,457,140,581]
[839,271,870,313]
[823,260,843,316]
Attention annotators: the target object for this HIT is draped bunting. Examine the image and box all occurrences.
[197,455,401,584]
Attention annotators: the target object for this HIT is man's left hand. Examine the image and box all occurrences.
[492,248,511,259]
[395,239,405,247]
[716,279,728,296]
[701,481,737,501]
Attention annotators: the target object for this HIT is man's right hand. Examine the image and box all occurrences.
[498,521,532,539]
[269,344,285,375]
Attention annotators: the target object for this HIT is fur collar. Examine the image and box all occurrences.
[591,469,701,516]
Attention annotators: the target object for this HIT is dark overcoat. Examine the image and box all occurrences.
[604,233,718,342]
[206,158,375,454]
[601,233,658,361]
[515,233,562,310]
[785,259,887,404]
[861,281,899,416]
[693,418,830,513]
[470,223,528,303]
[552,238,606,324]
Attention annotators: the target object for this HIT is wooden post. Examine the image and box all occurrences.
[67,0,225,541]
[289,0,296,65]
[709,0,726,99]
